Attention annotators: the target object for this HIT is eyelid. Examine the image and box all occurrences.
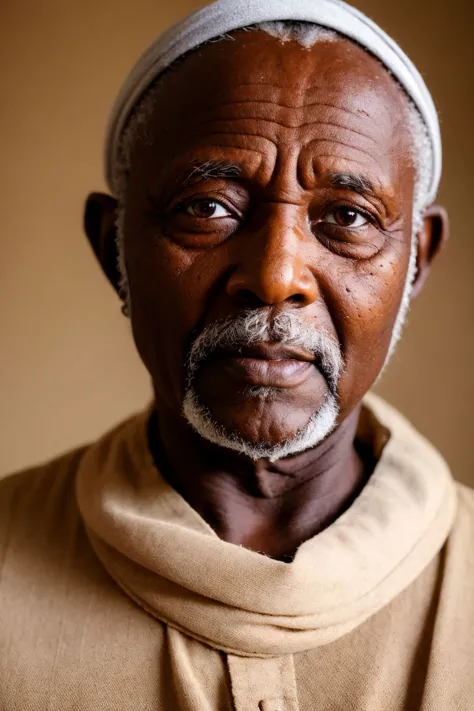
[172,192,244,220]
[185,199,232,219]
[324,210,368,228]
[320,202,381,229]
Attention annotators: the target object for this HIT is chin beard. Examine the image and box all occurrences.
[181,308,343,461]
[182,387,340,462]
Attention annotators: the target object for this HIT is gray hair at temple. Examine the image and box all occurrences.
[113,20,434,360]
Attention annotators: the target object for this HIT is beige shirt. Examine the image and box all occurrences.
[1,394,473,710]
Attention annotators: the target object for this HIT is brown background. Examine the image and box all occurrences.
[1,0,473,483]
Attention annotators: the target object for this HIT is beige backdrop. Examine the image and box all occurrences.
[1,0,473,483]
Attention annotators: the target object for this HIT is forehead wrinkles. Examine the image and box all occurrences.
[196,99,385,149]
[190,84,395,179]
[150,30,406,149]
[198,82,390,127]
[143,35,410,194]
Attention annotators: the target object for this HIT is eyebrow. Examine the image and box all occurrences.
[328,172,376,197]
[174,161,383,202]
[181,159,242,186]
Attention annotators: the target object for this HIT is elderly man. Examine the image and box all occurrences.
[1,0,473,709]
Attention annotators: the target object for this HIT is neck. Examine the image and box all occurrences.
[149,403,369,561]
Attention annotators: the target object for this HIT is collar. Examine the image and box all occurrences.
[76,393,456,657]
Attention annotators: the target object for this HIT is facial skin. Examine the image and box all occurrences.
[85,31,447,560]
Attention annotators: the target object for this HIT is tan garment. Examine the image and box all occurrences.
[1,394,473,710]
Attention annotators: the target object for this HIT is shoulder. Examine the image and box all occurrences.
[452,482,474,540]
[0,406,151,519]
[456,482,474,512]
[0,406,153,553]
[0,446,87,509]
[0,422,158,702]
[0,446,98,643]
[0,414,148,621]
[439,482,474,580]
[0,446,89,554]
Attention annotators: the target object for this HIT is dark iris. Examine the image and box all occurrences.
[189,200,218,218]
[333,207,361,227]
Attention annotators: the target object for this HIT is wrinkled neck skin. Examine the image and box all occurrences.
[149,403,367,562]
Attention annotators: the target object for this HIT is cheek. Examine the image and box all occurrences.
[327,245,410,409]
[125,230,223,410]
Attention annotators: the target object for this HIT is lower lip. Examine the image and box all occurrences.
[218,357,314,388]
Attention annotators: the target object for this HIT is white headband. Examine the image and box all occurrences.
[104,0,442,202]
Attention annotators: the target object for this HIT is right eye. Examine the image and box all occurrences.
[183,199,233,219]
[322,206,371,229]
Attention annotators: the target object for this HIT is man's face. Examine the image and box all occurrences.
[122,30,416,451]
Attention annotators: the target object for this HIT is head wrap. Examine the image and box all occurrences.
[104,0,442,202]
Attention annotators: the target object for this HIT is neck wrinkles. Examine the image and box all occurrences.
[149,403,369,560]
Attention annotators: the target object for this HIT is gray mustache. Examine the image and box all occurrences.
[186,310,343,392]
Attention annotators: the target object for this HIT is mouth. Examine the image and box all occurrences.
[206,342,319,389]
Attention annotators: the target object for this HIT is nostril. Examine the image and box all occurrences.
[234,289,266,309]
[289,293,307,305]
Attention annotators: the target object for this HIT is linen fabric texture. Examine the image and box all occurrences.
[104,0,442,203]
[1,394,474,710]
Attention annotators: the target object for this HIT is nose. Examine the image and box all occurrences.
[226,204,319,309]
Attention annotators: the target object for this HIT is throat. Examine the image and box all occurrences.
[210,444,368,561]
[149,404,371,561]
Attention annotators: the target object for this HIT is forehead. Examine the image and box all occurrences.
[134,30,413,194]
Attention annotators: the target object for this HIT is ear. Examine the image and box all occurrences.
[83,192,121,297]
[410,204,449,300]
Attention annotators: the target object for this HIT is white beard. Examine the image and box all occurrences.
[182,309,343,461]
[183,387,339,462]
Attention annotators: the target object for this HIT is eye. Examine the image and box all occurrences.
[185,199,232,219]
[323,206,370,228]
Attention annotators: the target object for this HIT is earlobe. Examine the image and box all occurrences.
[410,204,449,299]
[83,192,122,297]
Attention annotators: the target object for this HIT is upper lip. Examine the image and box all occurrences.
[215,343,315,362]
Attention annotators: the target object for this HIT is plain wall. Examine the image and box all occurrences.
[1,0,473,483]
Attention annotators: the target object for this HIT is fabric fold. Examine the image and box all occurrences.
[76,393,456,657]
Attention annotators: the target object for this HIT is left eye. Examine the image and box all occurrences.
[323,207,370,228]
[185,199,232,219]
